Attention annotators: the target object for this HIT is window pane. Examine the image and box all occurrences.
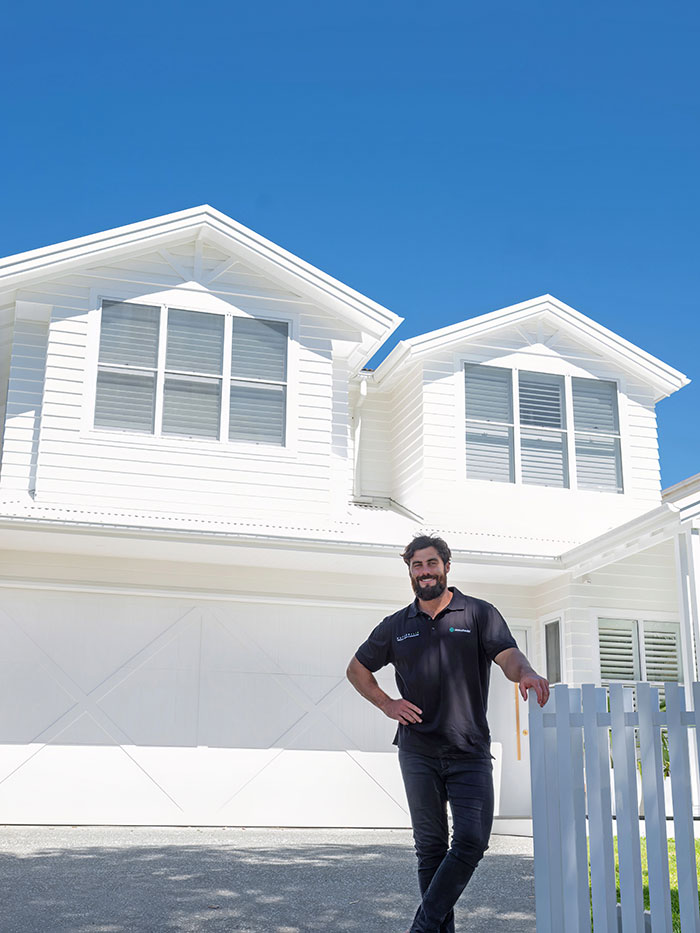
[95,369,155,432]
[575,434,623,492]
[519,372,565,429]
[598,618,640,682]
[521,428,568,487]
[464,364,512,423]
[232,318,288,382]
[99,301,159,369]
[166,309,224,375]
[572,378,619,434]
[466,422,514,482]
[162,375,221,438]
[643,621,682,684]
[545,621,562,684]
[230,381,286,444]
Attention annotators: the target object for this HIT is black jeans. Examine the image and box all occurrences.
[398,750,494,933]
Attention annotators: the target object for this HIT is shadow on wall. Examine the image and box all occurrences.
[0,833,536,933]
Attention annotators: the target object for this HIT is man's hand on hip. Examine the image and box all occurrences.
[380,698,423,724]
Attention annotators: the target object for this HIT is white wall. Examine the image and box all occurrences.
[361,319,666,544]
[534,539,678,685]
[2,240,361,521]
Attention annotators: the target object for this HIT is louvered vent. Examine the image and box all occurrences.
[599,619,640,682]
[465,364,514,482]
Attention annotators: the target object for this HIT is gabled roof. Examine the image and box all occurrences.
[370,294,689,401]
[0,205,402,370]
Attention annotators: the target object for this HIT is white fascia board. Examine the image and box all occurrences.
[0,205,402,371]
[561,503,681,577]
[371,294,689,399]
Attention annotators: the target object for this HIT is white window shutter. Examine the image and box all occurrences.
[232,318,288,382]
[229,382,286,444]
[572,378,623,492]
[598,618,640,682]
[95,370,156,433]
[99,301,160,368]
[162,376,222,439]
[518,372,568,487]
[464,364,514,482]
[166,309,224,375]
[642,621,682,684]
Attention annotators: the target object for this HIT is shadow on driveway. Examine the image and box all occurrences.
[0,828,535,932]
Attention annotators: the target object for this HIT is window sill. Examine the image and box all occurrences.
[83,428,299,461]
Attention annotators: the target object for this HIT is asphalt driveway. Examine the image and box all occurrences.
[0,827,535,932]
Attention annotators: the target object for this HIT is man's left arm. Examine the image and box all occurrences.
[494,647,550,707]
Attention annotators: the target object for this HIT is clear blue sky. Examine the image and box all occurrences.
[2,2,698,487]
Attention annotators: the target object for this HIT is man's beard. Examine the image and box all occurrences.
[411,574,447,601]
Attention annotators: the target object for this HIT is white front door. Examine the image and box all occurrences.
[487,626,532,818]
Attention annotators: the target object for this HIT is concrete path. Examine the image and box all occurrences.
[0,827,535,933]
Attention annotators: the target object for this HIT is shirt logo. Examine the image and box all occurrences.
[396,631,420,642]
[449,627,471,633]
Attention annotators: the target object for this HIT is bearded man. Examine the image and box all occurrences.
[346,534,549,933]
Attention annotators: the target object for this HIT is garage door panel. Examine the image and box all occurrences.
[198,671,308,747]
[0,613,77,743]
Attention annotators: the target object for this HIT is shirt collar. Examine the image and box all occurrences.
[407,587,466,618]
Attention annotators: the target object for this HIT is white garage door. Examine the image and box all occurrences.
[0,587,415,827]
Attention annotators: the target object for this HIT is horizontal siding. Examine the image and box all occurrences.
[10,242,359,517]
[356,388,392,497]
[389,365,424,513]
[533,540,678,685]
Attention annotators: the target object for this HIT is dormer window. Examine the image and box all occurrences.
[95,300,288,445]
[465,363,623,492]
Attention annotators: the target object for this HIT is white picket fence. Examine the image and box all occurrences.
[529,682,700,933]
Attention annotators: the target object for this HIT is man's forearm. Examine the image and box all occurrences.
[346,658,392,712]
[499,648,536,684]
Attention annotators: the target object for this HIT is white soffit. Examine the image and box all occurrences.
[0,206,402,370]
[370,294,689,402]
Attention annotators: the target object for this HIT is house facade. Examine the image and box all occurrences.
[0,206,697,830]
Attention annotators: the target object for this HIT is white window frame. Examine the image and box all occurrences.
[456,355,626,494]
[83,288,299,458]
[593,608,683,686]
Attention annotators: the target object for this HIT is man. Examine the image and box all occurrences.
[346,534,549,933]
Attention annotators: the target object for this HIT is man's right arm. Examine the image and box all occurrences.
[346,656,423,725]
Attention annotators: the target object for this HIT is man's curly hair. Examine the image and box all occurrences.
[401,535,452,566]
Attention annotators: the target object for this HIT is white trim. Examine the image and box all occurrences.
[0,575,404,609]
[372,294,688,400]
[0,206,402,366]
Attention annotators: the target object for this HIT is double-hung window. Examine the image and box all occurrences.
[464,363,623,491]
[95,300,288,445]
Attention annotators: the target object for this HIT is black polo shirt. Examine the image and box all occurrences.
[355,587,517,759]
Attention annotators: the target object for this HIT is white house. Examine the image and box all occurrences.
[0,206,697,831]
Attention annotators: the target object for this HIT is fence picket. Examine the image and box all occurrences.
[609,683,645,933]
[544,689,565,930]
[666,682,700,932]
[529,687,553,933]
[582,684,617,933]
[637,683,673,931]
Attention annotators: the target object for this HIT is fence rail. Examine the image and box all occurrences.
[529,682,700,933]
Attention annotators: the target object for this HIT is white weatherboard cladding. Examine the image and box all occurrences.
[0,577,529,826]
[355,385,392,498]
[533,540,678,685]
[11,244,360,519]
[379,335,666,541]
[389,365,424,514]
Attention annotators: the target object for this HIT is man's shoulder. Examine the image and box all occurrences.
[379,602,416,629]
[455,590,501,617]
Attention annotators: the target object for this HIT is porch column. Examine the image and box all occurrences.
[674,528,700,685]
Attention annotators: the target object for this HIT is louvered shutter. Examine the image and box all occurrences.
[519,372,568,487]
[572,378,623,492]
[232,318,288,382]
[229,318,288,445]
[464,364,514,482]
[598,618,641,683]
[162,309,224,438]
[95,302,159,432]
[643,621,682,684]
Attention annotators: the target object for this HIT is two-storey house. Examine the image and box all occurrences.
[0,206,697,830]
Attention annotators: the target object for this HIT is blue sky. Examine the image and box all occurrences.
[2,2,698,487]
